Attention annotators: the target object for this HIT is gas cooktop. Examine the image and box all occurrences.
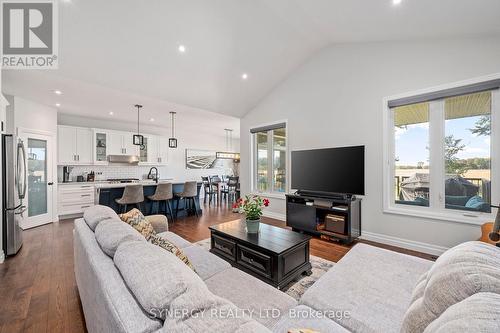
[106,178,140,183]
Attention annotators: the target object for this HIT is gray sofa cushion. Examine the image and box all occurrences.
[156,231,193,248]
[94,219,145,257]
[401,241,500,333]
[74,219,162,333]
[205,268,297,328]
[83,205,119,231]
[160,302,272,333]
[114,240,223,320]
[272,305,350,333]
[300,243,433,333]
[182,245,231,280]
[423,293,500,333]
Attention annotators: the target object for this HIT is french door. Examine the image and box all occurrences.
[19,130,54,229]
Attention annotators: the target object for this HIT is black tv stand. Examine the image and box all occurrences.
[286,193,361,244]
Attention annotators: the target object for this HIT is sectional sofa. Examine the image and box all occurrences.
[74,206,500,333]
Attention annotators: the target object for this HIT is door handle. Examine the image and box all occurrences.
[48,182,54,185]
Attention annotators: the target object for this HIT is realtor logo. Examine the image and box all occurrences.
[1,0,58,69]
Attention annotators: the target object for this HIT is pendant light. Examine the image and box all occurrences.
[169,111,178,148]
[133,104,145,149]
[216,128,240,160]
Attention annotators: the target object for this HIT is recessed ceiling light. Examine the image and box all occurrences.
[54,90,62,95]
[241,73,248,80]
[109,111,114,116]
[393,0,402,5]
[55,103,61,107]
[150,118,155,122]
[178,45,186,53]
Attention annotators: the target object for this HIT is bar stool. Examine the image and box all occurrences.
[174,181,199,218]
[147,183,174,221]
[115,184,144,214]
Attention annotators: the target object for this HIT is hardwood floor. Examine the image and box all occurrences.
[0,202,436,332]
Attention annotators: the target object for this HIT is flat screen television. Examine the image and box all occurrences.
[291,146,365,195]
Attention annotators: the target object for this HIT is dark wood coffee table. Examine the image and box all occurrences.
[209,220,312,289]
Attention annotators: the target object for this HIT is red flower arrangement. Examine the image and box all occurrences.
[232,195,270,220]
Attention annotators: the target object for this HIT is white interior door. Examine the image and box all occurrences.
[20,130,54,229]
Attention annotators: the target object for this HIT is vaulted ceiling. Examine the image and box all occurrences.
[3,0,500,123]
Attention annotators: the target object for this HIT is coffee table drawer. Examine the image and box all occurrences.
[212,234,236,261]
[237,245,272,278]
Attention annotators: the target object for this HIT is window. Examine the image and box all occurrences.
[385,77,500,224]
[251,123,287,194]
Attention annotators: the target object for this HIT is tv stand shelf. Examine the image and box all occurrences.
[286,193,361,244]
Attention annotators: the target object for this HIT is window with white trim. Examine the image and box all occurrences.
[251,123,287,194]
[384,78,500,223]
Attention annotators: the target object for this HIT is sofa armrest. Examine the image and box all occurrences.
[145,215,169,233]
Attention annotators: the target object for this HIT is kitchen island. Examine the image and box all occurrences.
[96,180,203,217]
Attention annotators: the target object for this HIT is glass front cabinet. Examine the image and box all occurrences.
[93,130,108,164]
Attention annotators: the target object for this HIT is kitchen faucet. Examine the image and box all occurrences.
[147,167,159,183]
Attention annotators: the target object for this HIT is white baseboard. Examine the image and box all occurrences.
[360,231,448,256]
[0,250,4,264]
[262,211,286,221]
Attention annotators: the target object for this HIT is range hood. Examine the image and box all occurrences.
[108,155,140,164]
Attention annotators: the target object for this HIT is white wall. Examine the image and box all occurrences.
[57,114,240,182]
[241,36,500,254]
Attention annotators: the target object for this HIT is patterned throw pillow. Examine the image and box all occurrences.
[149,234,195,271]
[119,208,156,240]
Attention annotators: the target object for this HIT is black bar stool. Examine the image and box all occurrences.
[115,185,144,213]
[147,183,174,221]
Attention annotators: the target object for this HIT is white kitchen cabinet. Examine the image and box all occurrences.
[139,135,160,165]
[108,131,138,156]
[58,184,95,217]
[93,129,108,164]
[76,128,93,164]
[107,131,124,155]
[123,134,138,156]
[139,135,168,165]
[158,137,169,165]
[58,126,77,164]
[58,126,92,164]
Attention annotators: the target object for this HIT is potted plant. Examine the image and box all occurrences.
[232,195,270,233]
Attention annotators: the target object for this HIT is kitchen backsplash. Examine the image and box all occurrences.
[58,165,170,182]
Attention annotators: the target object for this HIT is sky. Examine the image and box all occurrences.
[395,115,490,166]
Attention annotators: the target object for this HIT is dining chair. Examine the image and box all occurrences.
[202,176,217,205]
[227,176,239,202]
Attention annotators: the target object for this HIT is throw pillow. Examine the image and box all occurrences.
[119,208,156,240]
[149,234,195,271]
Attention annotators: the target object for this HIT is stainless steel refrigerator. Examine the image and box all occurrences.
[2,134,26,256]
